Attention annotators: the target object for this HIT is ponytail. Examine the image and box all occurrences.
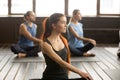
[41,14,71,73]
[42,18,51,41]
[42,17,71,64]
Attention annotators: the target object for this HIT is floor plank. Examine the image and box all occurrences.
[91,47,116,69]
[0,56,14,80]
[0,47,120,80]
[5,63,21,80]
[14,63,28,80]
[91,62,111,80]
[82,62,102,80]
[104,69,120,80]
[30,63,45,79]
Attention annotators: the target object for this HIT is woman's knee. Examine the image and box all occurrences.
[10,44,18,54]
[90,40,96,46]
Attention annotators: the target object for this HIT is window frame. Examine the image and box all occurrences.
[6,0,120,16]
[97,0,120,16]
[8,0,36,15]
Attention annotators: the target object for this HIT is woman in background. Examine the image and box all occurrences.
[67,9,96,57]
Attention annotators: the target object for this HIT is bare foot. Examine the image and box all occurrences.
[18,53,26,58]
[83,53,95,57]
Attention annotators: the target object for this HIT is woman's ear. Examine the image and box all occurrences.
[52,24,56,29]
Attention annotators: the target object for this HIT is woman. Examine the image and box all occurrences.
[32,13,93,80]
[10,11,42,58]
[67,9,96,57]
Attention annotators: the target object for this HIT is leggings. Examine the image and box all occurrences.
[10,44,41,57]
[30,78,86,80]
[69,42,94,56]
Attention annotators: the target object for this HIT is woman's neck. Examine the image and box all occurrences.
[48,31,61,43]
[26,21,33,27]
[48,31,65,51]
[71,18,78,24]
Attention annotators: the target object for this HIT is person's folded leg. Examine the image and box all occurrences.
[80,43,95,57]
[10,44,26,54]
[66,78,86,80]
[30,78,86,80]
[26,45,41,57]
[80,42,94,52]
[69,45,83,56]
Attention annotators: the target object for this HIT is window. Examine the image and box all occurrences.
[0,0,8,15]
[68,0,97,16]
[100,0,120,14]
[11,0,33,14]
[0,0,120,16]
[36,0,64,16]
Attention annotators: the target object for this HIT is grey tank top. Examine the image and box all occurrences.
[42,39,68,79]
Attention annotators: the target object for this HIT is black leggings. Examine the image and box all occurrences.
[10,44,41,57]
[69,42,94,56]
[30,78,86,80]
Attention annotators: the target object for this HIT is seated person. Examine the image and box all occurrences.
[10,11,42,58]
[67,9,96,57]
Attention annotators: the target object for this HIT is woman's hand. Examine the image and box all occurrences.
[79,71,93,80]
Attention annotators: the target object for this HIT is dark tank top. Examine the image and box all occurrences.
[42,39,68,80]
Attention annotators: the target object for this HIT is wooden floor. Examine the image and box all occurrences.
[0,46,120,80]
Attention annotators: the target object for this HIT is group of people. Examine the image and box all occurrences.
[10,10,97,80]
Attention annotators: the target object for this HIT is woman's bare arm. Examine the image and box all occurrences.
[69,27,96,46]
[41,42,93,80]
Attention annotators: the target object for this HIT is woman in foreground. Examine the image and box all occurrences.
[31,13,93,80]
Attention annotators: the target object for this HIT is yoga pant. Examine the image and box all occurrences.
[10,44,41,57]
[69,42,94,56]
[30,77,87,80]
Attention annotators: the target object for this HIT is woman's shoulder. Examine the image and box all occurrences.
[67,22,74,28]
[78,22,83,26]
[44,39,51,45]
[68,22,74,26]
[33,23,37,28]
[19,23,26,29]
